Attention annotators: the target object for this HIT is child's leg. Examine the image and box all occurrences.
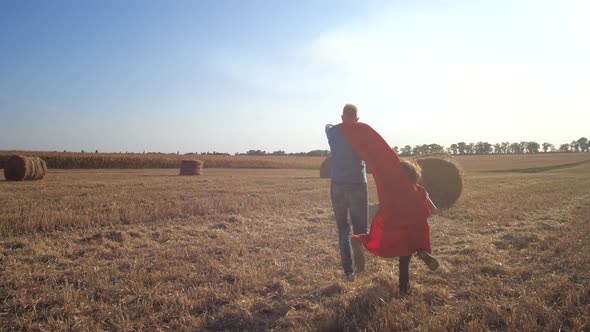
[399,256,411,295]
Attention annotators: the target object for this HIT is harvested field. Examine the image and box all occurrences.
[454,153,590,172]
[1,156,589,330]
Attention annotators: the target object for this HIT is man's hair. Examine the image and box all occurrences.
[342,104,358,117]
[400,160,422,184]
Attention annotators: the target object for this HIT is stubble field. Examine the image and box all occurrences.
[1,154,589,331]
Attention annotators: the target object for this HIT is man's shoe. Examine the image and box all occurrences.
[346,273,355,282]
[417,249,439,271]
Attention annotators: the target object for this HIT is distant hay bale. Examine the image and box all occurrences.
[179,160,203,176]
[4,155,47,181]
[414,154,464,209]
[320,157,331,178]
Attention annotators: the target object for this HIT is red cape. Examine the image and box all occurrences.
[338,123,432,257]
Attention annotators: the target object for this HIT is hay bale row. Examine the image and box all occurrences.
[179,160,204,176]
[4,155,47,181]
[414,154,464,209]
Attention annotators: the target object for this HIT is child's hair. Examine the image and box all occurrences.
[400,160,422,184]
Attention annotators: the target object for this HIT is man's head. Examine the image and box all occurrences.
[341,104,359,124]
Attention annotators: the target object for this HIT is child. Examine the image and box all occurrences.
[397,160,439,295]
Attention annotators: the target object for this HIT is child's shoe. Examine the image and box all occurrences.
[417,249,439,271]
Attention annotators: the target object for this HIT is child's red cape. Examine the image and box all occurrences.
[338,122,432,258]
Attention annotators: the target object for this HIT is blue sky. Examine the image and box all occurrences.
[1,0,588,153]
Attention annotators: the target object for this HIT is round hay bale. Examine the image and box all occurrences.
[4,155,47,181]
[414,154,464,209]
[179,160,204,176]
[320,157,331,178]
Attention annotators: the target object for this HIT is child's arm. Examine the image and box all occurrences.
[426,194,438,215]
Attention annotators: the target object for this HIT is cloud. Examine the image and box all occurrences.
[208,1,590,148]
[301,1,590,144]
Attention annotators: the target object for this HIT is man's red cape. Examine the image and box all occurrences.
[338,122,432,258]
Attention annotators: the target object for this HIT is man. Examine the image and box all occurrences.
[325,104,368,282]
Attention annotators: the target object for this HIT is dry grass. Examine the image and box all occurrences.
[0,158,589,330]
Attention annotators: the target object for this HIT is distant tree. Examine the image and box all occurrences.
[559,143,570,152]
[577,137,589,152]
[412,145,422,156]
[475,142,493,154]
[467,143,475,155]
[570,140,581,153]
[401,145,412,156]
[286,150,329,157]
[542,142,554,153]
[392,146,399,154]
[493,143,502,154]
[271,150,286,156]
[448,144,458,155]
[474,142,484,154]
[519,141,528,154]
[509,142,521,154]
[501,142,510,154]
[429,144,444,154]
[526,142,540,154]
[415,144,431,155]
[246,150,267,156]
[306,150,329,157]
[457,142,467,155]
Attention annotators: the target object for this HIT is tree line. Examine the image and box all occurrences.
[236,137,589,157]
[62,137,588,157]
[394,137,589,156]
